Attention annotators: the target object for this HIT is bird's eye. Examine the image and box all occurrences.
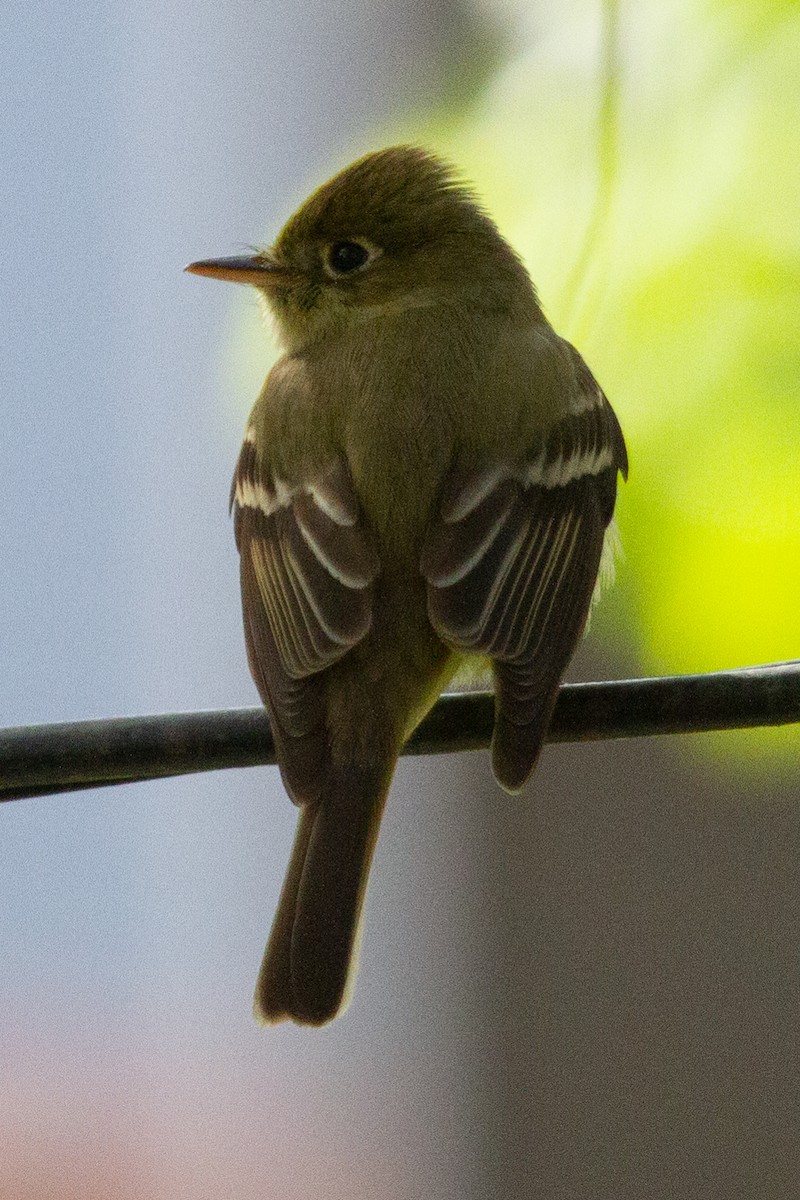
[326,241,371,276]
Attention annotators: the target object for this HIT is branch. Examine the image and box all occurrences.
[1,660,798,802]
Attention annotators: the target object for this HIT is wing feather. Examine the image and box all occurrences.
[233,445,380,802]
[422,351,627,792]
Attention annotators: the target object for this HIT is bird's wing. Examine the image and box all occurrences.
[232,433,380,802]
[421,348,627,792]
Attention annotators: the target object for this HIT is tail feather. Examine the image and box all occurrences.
[253,801,316,1023]
[255,759,394,1026]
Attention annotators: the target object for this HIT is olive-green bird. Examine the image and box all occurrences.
[186,146,628,1026]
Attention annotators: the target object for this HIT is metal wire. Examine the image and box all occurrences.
[1,660,798,802]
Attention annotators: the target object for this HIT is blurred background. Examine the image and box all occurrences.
[1,0,798,1196]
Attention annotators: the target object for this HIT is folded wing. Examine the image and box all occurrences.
[422,350,627,791]
[232,436,380,802]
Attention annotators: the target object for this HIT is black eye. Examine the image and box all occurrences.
[327,241,370,275]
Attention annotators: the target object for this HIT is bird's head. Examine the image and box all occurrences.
[186,146,536,350]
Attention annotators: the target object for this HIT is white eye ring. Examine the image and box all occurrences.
[323,239,382,279]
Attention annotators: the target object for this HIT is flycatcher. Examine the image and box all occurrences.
[187,146,628,1026]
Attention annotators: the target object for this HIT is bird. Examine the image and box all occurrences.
[186,145,628,1026]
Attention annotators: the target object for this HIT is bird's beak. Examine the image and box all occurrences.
[184,254,296,287]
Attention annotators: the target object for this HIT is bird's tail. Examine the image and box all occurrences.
[254,757,395,1026]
